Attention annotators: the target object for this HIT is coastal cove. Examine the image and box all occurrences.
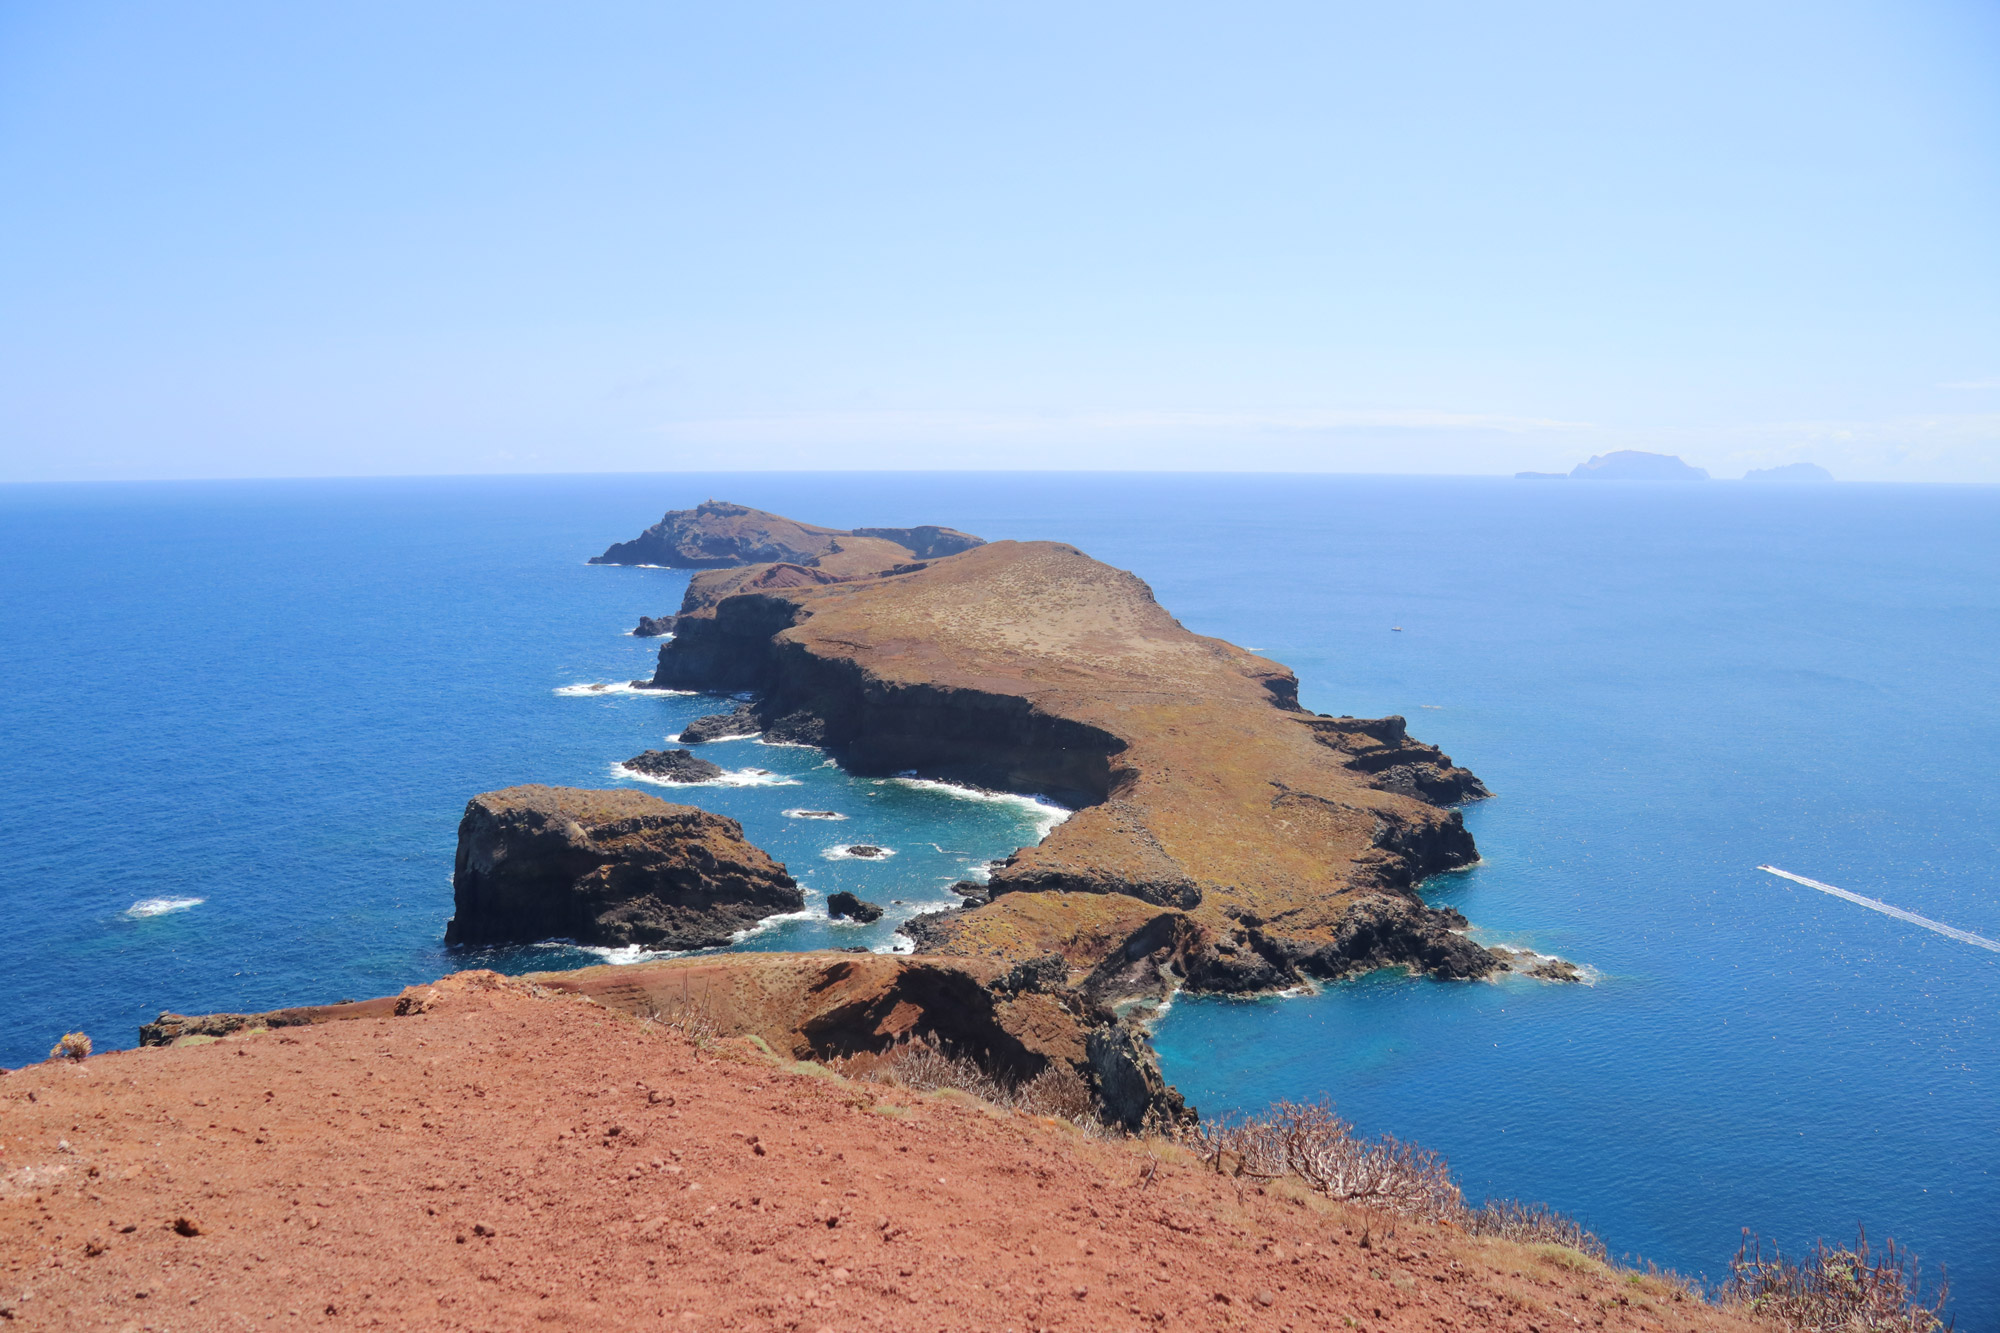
[2,473,1996,1324]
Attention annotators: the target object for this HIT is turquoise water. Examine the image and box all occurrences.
[2,474,1994,1322]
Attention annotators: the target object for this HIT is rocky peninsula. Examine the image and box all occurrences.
[642,509,1504,1002]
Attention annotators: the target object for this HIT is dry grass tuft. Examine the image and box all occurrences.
[638,993,721,1048]
[48,1031,92,1062]
[855,1037,1101,1130]
[1727,1228,1949,1333]
[1191,1099,1462,1220]
[1467,1199,1608,1261]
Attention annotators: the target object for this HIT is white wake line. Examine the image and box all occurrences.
[1759,866,2000,953]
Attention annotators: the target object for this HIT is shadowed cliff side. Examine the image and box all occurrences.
[443,785,802,951]
[649,535,1501,997]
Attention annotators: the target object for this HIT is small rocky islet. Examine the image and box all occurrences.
[620,747,725,783]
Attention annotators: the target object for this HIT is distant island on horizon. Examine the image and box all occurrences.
[1518,450,1835,482]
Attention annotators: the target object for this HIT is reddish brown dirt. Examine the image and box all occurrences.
[1,976,1751,1333]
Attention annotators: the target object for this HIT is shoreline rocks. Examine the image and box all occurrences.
[443,785,802,950]
[678,702,761,744]
[633,614,678,637]
[826,891,884,923]
[622,748,725,783]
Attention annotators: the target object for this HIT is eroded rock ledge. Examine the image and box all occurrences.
[137,955,1192,1133]
[643,522,1505,998]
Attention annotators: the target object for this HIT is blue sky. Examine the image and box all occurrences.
[2,1,1996,481]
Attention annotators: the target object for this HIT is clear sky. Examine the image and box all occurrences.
[2,1,1996,482]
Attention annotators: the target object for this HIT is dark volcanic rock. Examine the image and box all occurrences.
[826,891,884,923]
[444,785,801,950]
[679,702,761,744]
[622,749,725,783]
[1272,896,1497,982]
[897,908,967,953]
[993,952,1069,995]
[849,525,985,560]
[843,845,887,859]
[764,709,829,746]
[1086,1024,1192,1133]
[633,615,678,637]
[1296,715,1490,805]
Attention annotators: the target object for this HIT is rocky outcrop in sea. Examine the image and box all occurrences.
[443,784,801,950]
[622,749,725,783]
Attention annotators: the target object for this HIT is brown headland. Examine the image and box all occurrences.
[646,517,1504,1003]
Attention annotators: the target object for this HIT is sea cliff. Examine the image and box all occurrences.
[647,528,1502,1001]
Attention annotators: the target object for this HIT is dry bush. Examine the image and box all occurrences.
[1010,1062,1098,1123]
[1466,1199,1608,1261]
[638,993,720,1048]
[1193,1099,1462,1221]
[48,1031,91,1061]
[858,1036,1101,1131]
[1728,1228,1949,1333]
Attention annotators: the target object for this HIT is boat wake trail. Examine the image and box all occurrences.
[1759,865,2000,953]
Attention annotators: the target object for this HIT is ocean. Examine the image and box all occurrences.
[2,473,1994,1323]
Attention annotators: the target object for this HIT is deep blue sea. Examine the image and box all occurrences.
[3,473,1994,1323]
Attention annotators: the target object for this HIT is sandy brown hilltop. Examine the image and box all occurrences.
[0,974,1752,1333]
[652,531,1502,1000]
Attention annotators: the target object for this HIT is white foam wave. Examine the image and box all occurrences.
[1482,942,1599,985]
[578,943,689,965]
[719,768,800,787]
[619,763,798,789]
[125,897,203,918]
[783,808,848,821]
[880,933,917,955]
[555,681,694,697]
[729,908,818,943]
[668,730,760,744]
[821,844,898,861]
[625,631,676,640]
[875,777,1071,838]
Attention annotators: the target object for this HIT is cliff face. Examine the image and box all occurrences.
[589,498,983,569]
[650,536,1500,993]
[444,785,802,950]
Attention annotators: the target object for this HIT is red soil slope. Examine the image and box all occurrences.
[1,975,1749,1333]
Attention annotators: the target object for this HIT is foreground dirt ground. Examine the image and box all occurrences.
[2,974,1753,1332]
